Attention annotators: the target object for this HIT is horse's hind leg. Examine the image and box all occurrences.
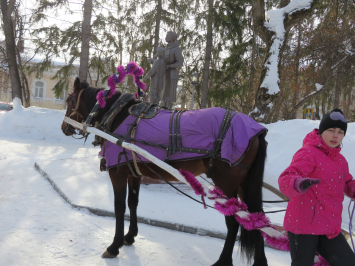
[124,175,142,245]
[209,160,245,266]
[212,215,239,266]
[102,166,129,258]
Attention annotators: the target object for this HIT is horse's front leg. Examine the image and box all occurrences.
[124,175,141,245]
[102,167,129,258]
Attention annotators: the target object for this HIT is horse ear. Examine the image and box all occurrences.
[74,77,81,92]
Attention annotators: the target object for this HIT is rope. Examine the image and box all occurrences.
[348,199,355,252]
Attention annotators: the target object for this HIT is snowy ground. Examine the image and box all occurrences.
[0,100,354,265]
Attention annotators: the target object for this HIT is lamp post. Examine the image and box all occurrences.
[190,73,198,110]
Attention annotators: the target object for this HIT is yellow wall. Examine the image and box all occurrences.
[28,72,75,110]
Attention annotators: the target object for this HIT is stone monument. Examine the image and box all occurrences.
[143,47,166,104]
[162,31,184,108]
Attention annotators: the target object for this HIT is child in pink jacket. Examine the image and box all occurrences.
[279,108,355,266]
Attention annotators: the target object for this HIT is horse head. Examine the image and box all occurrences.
[61,77,91,136]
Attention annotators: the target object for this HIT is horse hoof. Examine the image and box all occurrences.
[124,239,135,246]
[101,250,117,258]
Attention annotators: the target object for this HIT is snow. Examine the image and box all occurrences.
[262,0,314,95]
[315,83,323,91]
[0,104,354,265]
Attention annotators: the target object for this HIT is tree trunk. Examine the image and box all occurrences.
[1,0,23,104]
[79,0,92,81]
[315,100,320,120]
[290,25,302,119]
[153,0,162,55]
[201,0,213,109]
[334,71,341,108]
[250,0,318,123]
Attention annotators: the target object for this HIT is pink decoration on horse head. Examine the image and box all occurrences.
[126,62,139,75]
[96,90,106,108]
[98,62,147,107]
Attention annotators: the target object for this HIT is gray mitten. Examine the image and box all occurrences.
[294,178,321,193]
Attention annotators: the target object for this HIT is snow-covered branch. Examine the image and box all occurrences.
[261,0,314,95]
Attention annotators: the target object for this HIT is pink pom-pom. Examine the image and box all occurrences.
[135,79,146,91]
[107,76,116,98]
[126,61,139,74]
[134,67,144,77]
[96,91,106,108]
[116,65,126,83]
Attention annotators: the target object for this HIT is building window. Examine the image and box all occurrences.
[34,81,44,98]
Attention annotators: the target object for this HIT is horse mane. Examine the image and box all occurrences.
[81,81,122,111]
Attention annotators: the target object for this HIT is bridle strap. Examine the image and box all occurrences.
[69,89,85,120]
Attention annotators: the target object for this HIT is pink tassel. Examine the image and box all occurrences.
[201,196,207,209]
[235,212,270,230]
[262,232,290,251]
[208,187,228,200]
[179,169,205,196]
[215,198,239,216]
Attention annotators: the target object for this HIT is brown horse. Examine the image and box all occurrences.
[61,78,268,266]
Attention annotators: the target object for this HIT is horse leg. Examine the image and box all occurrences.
[209,160,245,266]
[124,175,142,245]
[251,230,267,266]
[212,215,239,266]
[102,166,129,258]
[239,135,268,266]
[210,135,267,266]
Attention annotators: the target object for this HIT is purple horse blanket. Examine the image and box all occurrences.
[100,107,267,169]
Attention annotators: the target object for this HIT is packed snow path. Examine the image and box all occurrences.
[0,139,291,265]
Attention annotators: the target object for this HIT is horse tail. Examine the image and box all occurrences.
[239,133,267,262]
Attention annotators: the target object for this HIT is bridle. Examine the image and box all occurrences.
[64,89,88,139]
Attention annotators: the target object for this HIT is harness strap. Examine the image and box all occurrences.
[166,110,177,161]
[173,111,179,154]
[69,89,85,120]
[130,118,143,177]
[175,110,185,154]
[207,108,233,178]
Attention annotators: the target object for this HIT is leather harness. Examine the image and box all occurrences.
[68,90,252,178]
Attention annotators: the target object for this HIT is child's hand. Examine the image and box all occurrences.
[294,178,321,193]
[344,182,355,200]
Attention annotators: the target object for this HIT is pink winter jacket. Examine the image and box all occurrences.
[278,129,355,238]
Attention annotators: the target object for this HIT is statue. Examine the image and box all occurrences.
[143,47,166,104]
[162,31,184,108]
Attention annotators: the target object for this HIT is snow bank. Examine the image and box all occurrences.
[0,101,94,143]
